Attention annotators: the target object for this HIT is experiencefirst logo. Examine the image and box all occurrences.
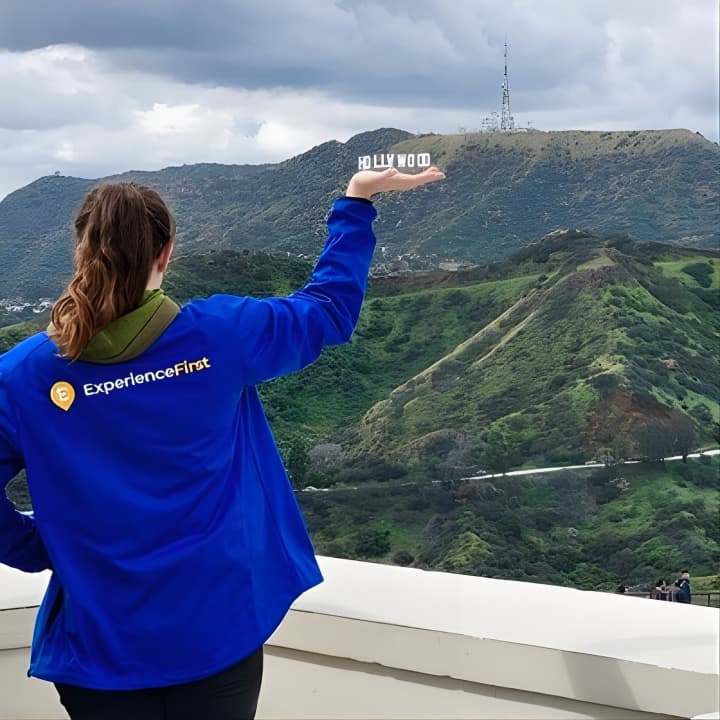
[49,357,212,411]
[357,152,432,171]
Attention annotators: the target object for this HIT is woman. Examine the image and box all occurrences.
[0,166,445,719]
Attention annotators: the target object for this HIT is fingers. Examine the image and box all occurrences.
[416,167,446,184]
[415,167,445,179]
[397,168,445,182]
[387,167,446,190]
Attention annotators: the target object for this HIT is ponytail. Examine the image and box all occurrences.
[50,183,175,359]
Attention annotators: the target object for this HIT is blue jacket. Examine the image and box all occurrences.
[0,196,377,689]
[675,578,692,603]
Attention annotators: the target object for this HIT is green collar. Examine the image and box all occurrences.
[78,290,180,364]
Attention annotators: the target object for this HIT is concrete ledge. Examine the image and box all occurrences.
[1,558,718,719]
[270,609,717,717]
[257,645,674,720]
[272,557,719,718]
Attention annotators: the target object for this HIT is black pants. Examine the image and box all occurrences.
[55,646,263,720]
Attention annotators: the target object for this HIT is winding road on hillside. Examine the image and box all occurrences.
[460,449,720,480]
[299,449,720,494]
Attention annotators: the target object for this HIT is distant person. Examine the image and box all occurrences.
[653,579,669,600]
[675,570,692,604]
[0,167,445,720]
[615,584,627,594]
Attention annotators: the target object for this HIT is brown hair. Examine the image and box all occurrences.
[50,183,175,359]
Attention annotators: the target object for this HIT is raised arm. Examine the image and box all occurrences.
[204,167,445,386]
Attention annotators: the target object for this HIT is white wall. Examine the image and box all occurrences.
[1,558,718,720]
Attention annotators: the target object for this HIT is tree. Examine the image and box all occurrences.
[442,531,491,574]
[392,550,415,566]
[308,443,344,470]
[482,426,517,475]
[669,411,695,463]
[681,262,713,288]
[596,427,632,467]
[597,447,613,467]
[354,525,391,558]
[610,432,631,466]
[635,421,674,463]
[286,439,309,489]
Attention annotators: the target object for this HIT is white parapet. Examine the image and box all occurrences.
[1,558,718,720]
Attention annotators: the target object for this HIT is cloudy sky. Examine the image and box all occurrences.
[1,0,717,199]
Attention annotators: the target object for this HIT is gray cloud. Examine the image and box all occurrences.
[3,0,713,113]
[0,0,717,198]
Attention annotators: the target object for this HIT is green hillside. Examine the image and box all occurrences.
[0,318,45,353]
[298,456,720,591]
[261,273,538,441]
[350,236,719,472]
[386,129,720,259]
[1,127,718,300]
[0,250,314,348]
[3,238,718,591]
[2,237,717,469]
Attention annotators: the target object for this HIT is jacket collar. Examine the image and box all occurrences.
[48,290,180,364]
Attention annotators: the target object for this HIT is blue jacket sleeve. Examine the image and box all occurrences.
[206,196,378,386]
[0,376,51,573]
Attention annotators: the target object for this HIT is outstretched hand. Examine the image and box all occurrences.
[346,167,446,200]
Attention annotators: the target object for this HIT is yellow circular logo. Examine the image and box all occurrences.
[50,381,75,411]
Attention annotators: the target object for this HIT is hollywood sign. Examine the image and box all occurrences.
[358,153,432,170]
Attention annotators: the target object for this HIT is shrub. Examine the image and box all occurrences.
[392,550,415,566]
[354,525,391,558]
[681,262,714,288]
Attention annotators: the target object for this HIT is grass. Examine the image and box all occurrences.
[0,319,46,353]
[357,263,623,461]
[577,254,616,271]
[392,128,713,164]
[654,258,720,288]
[261,273,538,440]
[688,575,720,607]
[693,574,720,592]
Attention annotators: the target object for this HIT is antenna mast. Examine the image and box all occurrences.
[500,40,515,131]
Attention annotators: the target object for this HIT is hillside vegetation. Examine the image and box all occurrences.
[2,236,717,468]
[298,456,719,590]
[349,235,720,474]
[3,235,718,590]
[1,127,718,299]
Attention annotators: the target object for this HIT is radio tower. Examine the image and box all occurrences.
[500,40,515,131]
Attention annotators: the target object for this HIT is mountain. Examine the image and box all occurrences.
[1,127,718,300]
[346,234,719,473]
[4,233,717,469]
[161,238,720,593]
[3,238,718,591]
